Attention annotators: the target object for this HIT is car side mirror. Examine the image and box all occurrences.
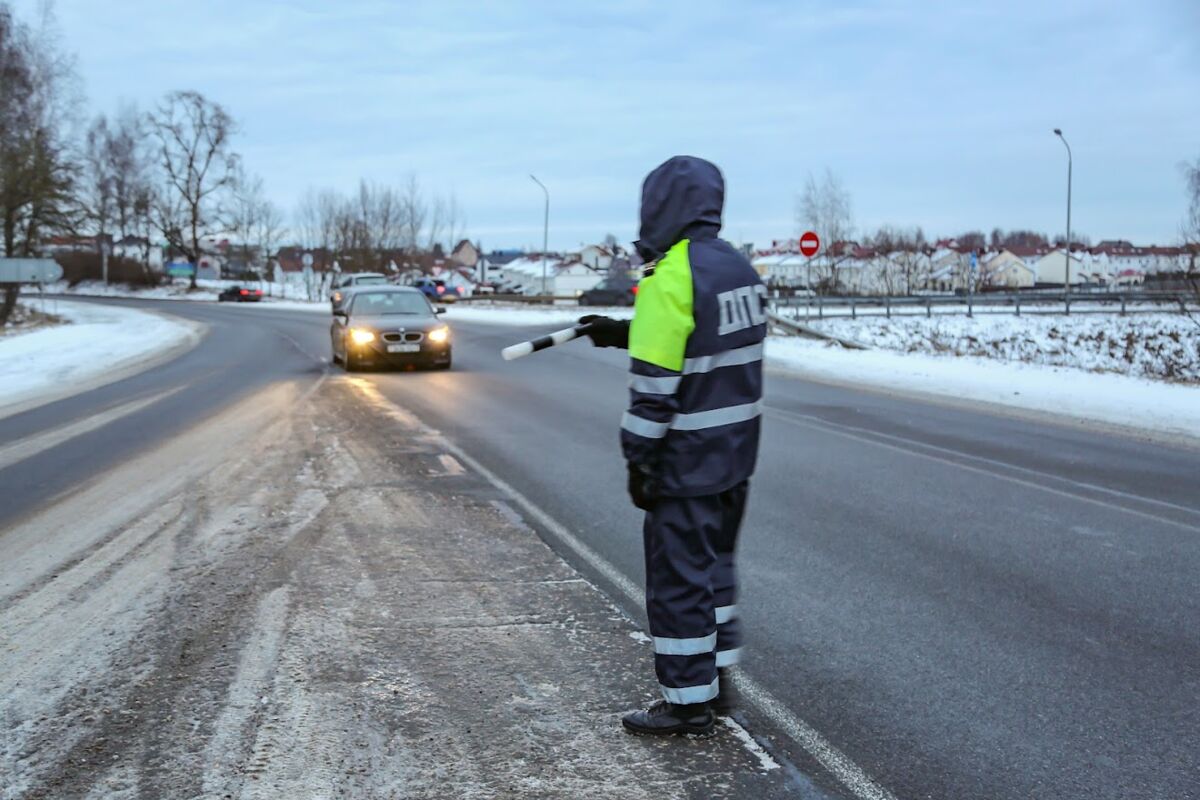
[436,306,447,315]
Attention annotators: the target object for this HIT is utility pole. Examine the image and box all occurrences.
[1054,128,1073,312]
[530,175,549,295]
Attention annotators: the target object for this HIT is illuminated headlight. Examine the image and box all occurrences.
[349,328,375,345]
[427,326,450,343]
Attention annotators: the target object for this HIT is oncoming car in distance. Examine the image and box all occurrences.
[412,276,463,303]
[330,272,389,311]
[330,286,452,371]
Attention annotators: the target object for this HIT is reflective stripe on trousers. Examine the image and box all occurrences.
[644,482,749,705]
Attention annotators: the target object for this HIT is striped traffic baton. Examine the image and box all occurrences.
[501,323,594,361]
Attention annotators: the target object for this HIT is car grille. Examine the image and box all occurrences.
[382,332,424,343]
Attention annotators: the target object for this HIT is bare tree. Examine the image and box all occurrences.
[1180,157,1200,324]
[1182,157,1200,254]
[956,230,987,252]
[148,90,239,288]
[229,169,284,285]
[81,113,115,269]
[0,1,80,323]
[399,173,427,264]
[1001,230,1048,249]
[442,191,465,254]
[868,225,928,296]
[798,168,853,293]
[105,103,153,245]
[295,186,340,299]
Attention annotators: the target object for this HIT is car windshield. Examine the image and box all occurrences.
[349,291,431,315]
[355,276,388,286]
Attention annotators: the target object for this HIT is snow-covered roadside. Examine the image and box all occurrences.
[768,337,1200,444]
[0,300,203,418]
[46,278,320,303]
[46,279,222,301]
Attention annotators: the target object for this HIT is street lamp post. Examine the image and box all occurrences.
[530,175,549,295]
[1054,128,1073,311]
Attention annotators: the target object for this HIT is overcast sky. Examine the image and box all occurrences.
[13,0,1200,250]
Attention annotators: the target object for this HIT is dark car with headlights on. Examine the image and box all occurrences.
[330,287,451,371]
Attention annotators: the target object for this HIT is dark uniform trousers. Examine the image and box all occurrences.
[643,480,748,705]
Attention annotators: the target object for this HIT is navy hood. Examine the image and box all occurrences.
[636,156,724,261]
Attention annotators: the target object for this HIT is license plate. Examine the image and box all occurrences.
[387,344,420,353]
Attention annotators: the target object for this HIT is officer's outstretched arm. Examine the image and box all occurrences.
[620,241,694,467]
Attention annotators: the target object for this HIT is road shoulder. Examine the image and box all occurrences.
[1,373,798,799]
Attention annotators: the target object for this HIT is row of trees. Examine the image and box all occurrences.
[295,179,463,275]
[1,2,469,317]
[0,3,263,296]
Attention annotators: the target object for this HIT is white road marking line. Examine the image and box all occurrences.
[766,405,1200,534]
[720,716,780,772]
[437,453,466,476]
[768,404,1200,520]
[0,385,187,472]
[350,380,898,800]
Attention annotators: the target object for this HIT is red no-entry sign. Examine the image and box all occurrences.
[799,231,820,257]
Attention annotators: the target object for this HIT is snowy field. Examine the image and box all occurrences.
[768,337,1200,443]
[806,313,1200,383]
[0,301,201,418]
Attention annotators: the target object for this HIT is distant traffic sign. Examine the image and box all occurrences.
[799,231,820,258]
[0,258,62,284]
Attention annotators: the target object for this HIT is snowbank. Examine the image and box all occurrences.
[46,280,222,302]
[806,313,1200,383]
[767,337,1200,443]
[0,300,202,418]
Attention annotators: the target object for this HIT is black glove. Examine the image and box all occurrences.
[627,460,660,511]
[578,315,630,349]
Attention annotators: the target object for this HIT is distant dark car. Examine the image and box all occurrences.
[412,276,462,303]
[330,286,451,371]
[579,275,638,306]
[218,285,263,302]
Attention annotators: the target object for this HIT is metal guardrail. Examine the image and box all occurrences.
[770,290,1198,320]
[766,311,869,349]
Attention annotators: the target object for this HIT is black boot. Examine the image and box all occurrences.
[711,668,738,715]
[622,700,714,735]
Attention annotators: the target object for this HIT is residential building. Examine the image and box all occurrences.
[981,250,1035,289]
[1032,249,1089,286]
[450,239,481,268]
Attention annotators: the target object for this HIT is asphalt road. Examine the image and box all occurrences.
[3,297,1198,800]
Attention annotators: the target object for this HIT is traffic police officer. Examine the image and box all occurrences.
[582,155,766,735]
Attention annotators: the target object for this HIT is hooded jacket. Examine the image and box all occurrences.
[621,156,766,496]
